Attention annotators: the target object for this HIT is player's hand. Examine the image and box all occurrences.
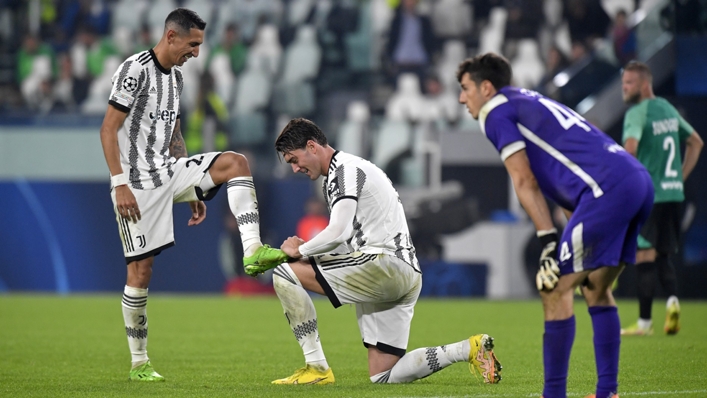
[281,236,305,259]
[536,229,561,292]
[115,185,141,223]
[188,201,206,226]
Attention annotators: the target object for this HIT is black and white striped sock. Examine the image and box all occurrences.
[122,285,149,367]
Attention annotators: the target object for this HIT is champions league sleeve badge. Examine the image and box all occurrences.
[122,76,138,93]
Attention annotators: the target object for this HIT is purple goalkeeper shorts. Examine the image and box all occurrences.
[558,169,654,274]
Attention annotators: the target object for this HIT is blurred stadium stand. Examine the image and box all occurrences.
[1,0,707,298]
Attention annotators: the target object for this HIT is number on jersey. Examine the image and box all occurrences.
[539,98,591,132]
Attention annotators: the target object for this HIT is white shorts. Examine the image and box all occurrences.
[111,152,222,263]
[309,252,422,357]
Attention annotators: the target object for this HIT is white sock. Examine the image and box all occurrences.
[638,318,653,330]
[667,295,680,309]
[122,285,149,367]
[372,340,470,383]
[273,263,329,372]
[226,176,262,256]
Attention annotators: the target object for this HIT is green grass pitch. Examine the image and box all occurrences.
[1,295,706,397]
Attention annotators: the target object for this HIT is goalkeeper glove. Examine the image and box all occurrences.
[536,228,561,292]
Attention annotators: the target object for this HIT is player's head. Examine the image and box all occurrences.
[275,118,330,180]
[621,61,652,104]
[456,53,512,119]
[163,8,206,67]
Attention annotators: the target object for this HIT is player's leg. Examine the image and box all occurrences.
[270,260,333,385]
[372,330,501,384]
[581,265,624,398]
[623,247,657,335]
[123,256,163,381]
[111,185,173,381]
[540,270,588,398]
[171,151,287,266]
[654,202,682,334]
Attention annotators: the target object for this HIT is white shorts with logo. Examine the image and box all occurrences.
[111,152,222,263]
[309,252,422,357]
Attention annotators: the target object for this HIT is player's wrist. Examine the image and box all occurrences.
[537,228,558,247]
[111,173,128,187]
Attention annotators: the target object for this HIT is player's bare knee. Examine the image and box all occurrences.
[223,151,250,177]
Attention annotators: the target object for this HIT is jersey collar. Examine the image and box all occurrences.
[149,49,171,75]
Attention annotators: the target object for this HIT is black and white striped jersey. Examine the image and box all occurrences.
[108,49,183,190]
[322,151,419,270]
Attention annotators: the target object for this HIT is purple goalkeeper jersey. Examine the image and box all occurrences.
[479,86,646,210]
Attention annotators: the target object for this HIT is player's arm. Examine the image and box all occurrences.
[281,199,356,259]
[503,149,554,231]
[100,105,141,222]
[682,131,703,181]
[623,137,639,157]
[504,149,560,291]
[169,118,188,159]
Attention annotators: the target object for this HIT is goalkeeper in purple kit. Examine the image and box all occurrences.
[456,53,653,398]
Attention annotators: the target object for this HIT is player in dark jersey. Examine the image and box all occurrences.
[457,53,653,398]
[619,61,703,336]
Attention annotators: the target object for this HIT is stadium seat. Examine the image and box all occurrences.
[272,81,316,116]
[248,24,282,77]
[208,52,236,106]
[431,0,473,39]
[112,0,147,37]
[344,0,374,72]
[286,0,315,26]
[386,73,438,123]
[337,101,371,157]
[147,0,177,44]
[230,111,267,146]
[233,56,272,115]
[479,7,508,55]
[371,119,412,173]
[182,0,214,27]
[81,56,121,115]
[511,39,545,88]
[437,40,467,93]
[281,25,321,84]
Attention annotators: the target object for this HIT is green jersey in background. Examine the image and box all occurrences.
[622,97,694,203]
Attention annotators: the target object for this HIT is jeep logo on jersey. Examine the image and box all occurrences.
[149,108,177,124]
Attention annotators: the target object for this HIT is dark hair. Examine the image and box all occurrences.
[622,60,652,81]
[456,53,512,90]
[275,118,328,153]
[165,8,206,34]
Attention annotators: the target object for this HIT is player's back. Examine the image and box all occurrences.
[482,87,645,210]
[324,151,417,267]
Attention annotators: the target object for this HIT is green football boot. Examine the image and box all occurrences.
[128,360,165,382]
[243,244,289,276]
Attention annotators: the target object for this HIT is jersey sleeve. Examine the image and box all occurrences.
[622,104,645,143]
[327,164,366,207]
[108,59,144,113]
[677,114,695,141]
[484,106,526,161]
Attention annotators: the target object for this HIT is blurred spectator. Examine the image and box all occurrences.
[59,0,111,39]
[503,0,543,43]
[209,23,248,76]
[52,53,80,112]
[570,39,589,65]
[185,72,230,154]
[296,197,329,242]
[385,0,436,86]
[535,45,570,95]
[611,9,636,65]
[134,24,154,54]
[423,73,460,123]
[17,34,55,109]
[71,26,117,80]
[223,0,281,45]
[563,0,610,49]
